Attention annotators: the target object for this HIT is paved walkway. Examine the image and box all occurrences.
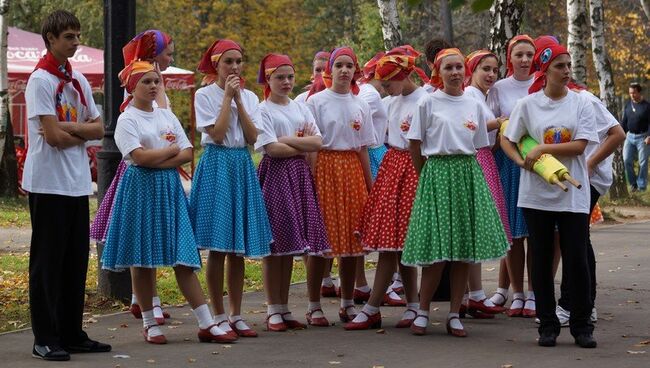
[1,222,649,367]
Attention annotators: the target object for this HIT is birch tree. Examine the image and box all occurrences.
[590,0,628,199]
[488,0,525,77]
[567,0,590,85]
[377,0,402,50]
[641,0,650,20]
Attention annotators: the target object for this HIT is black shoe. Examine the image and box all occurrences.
[32,344,71,361]
[64,339,112,353]
[538,332,557,347]
[574,334,597,348]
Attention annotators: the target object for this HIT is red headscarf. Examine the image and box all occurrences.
[464,49,497,87]
[118,60,156,111]
[429,48,469,90]
[374,45,430,83]
[34,52,88,121]
[361,51,385,82]
[506,34,535,77]
[257,53,294,99]
[197,39,244,86]
[322,47,362,95]
[306,73,326,100]
[314,51,331,63]
[122,30,172,65]
[532,35,586,92]
[528,43,570,94]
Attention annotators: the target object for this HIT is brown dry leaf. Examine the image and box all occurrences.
[115,365,121,368]
[108,327,117,331]
[84,318,98,323]
[182,313,191,316]
[433,307,439,311]
[167,325,179,329]
[329,362,341,365]
[120,323,129,328]
[83,312,91,316]
[502,365,514,368]
[171,320,184,325]
[485,267,496,272]
[223,345,232,349]
[431,322,441,326]
[211,351,220,355]
[627,350,646,354]
[188,358,196,363]
[146,359,156,363]
[376,329,386,334]
[638,340,650,345]
[373,366,385,368]
[184,338,191,341]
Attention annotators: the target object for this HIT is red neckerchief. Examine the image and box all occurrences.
[34,52,88,120]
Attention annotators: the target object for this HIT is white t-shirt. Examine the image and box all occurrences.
[580,90,621,195]
[406,89,489,156]
[504,90,598,214]
[487,76,535,118]
[254,99,321,154]
[114,107,192,165]
[465,85,498,146]
[306,89,376,150]
[358,83,389,147]
[385,87,428,150]
[293,90,309,105]
[194,83,262,147]
[423,83,435,94]
[22,69,100,196]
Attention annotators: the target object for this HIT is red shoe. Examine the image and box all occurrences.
[265,313,288,332]
[522,298,536,318]
[468,299,507,314]
[142,326,166,344]
[353,289,371,304]
[216,320,239,340]
[344,311,382,330]
[392,286,404,295]
[229,320,258,338]
[382,293,407,307]
[446,317,467,338]
[395,308,417,328]
[410,315,428,336]
[459,304,468,318]
[305,309,330,327]
[282,313,307,329]
[491,291,508,308]
[198,324,238,343]
[467,309,495,319]
[130,304,142,319]
[153,305,166,325]
[321,284,337,298]
[506,297,525,317]
[339,306,357,323]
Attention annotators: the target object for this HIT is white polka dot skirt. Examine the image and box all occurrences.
[101,166,201,271]
[401,155,509,266]
[189,145,272,258]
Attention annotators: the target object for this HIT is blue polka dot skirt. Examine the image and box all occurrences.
[494,149,529,238]
[368,145,388,181]
[189,145,273,258]
[101,166,201,271]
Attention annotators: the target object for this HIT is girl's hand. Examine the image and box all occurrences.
[224,74,240,99]
[524,145,544,171]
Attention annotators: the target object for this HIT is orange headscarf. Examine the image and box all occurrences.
[464,49,497,87]
[257,53,294,99]
[374,45,430,84]
[506,34,535,77]
[118,60,156,111]
[429,48,468,90]
[322,47,362,95]
[197,39,244,86]
[361,51,385,82]
[122,30,172,66]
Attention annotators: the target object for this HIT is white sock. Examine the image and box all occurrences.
[385,289,402,301]
[152,296,161,306]
[213,313,233,332]
[229,315,250,330]
[392,272,401,282]
[461,293,469,306]
[142,310,163,337]
[511,292,525,309]
[322,276,334,287]
[448,313,463,330]
[351,304,379,323]
[389,279,404,291]
[469,290,495,307]
[355,285,371,293]
[525,291,536,310]
[151,296,164,319]
[131,294,138,305]
[267,304,284,324]
[414,309,429,327]
[281,304,297,321]
[341,299,354,308]
[403,303,419,320]
[308,302,324,318]
[490,288,508,305]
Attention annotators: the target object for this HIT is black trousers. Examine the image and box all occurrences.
[523,208,594,338]
[29,193,90,346]
[558,185,600,310]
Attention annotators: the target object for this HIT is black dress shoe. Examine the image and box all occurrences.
[64,339,112,353]
[538,332,557,347]
[574,334,597,348]
[32,344,70,361]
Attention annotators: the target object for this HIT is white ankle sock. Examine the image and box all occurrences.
[490,288,508,305]
[341,299,354,308]
[389,279,403,291]
[351,304,379,323]
[469,290,486,302]
[511,292,525,309]
[385,289,402,301]
[341,299,356,318]
[392,272,401,282]
[308,302,324,318]
[525,291,536,310]
[193,304,226,335]
[355,285,371,293]
[448,313,463,330]
[402,304,418,320]
[267,304,284,324]
[414,309,429,327]
[131,294,138,305]
[280,304,296,321]
[322,276,334,287]
[152,296,164,319]
[142,310,163,337]
[152,296,161,306]
[229,315,250,330]
[213,313,233,332]
[461,293,469,305]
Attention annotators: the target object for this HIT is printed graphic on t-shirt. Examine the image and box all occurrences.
[350,117,362,131]
[296,126,305,137]
[400,114,412,133]
[464,119,477,131]
[56,97,77,122]
[543,126,572,144]
[160,127,177,143]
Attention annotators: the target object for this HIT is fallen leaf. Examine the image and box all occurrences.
[329,362,341,365]
[433,307,439,311]
[431,322,441,326]
[108,327,117,331]
[373,366,385,368]
[120,324,129,328]
[485,267,496,271]
[184,338,191,341]
[171,320,184,325]
[627,350,646,354]
[337,354,344,357]
[147,359,156,363]
[167,325,179,329]
[502,365,513,368]
[113,355,130,359]
[223,345,232,349]
[188,358,196,363]
[638,340,650,345]
[115,365,121,368]
[376,329,386,334]
[211,351,220,355]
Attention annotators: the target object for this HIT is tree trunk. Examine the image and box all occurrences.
[567,0,589,85]
[0,0,17,197]
[589,0,628,199]
[440,0,453,45]
[641,0,650,20]
[377,0,402,50]
[488,0,525,77]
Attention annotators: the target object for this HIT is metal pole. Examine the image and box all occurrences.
[96,0,135,302]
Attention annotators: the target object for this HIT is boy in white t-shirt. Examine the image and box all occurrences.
[24,10,110,361]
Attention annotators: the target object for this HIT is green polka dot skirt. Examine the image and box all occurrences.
[401,155,509,266]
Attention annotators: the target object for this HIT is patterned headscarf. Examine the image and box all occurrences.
[257,53,294,99]
[464,49,497,87]
[197,39,243,86]
[506,34,535,77]
[361,51,385,82]
[122,30,173,66]
[429,48,468,90]
[374,45,430,84]
[118,60,157,111]
[528,43,570,94]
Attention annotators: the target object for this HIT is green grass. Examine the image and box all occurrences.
[0,196,98,228]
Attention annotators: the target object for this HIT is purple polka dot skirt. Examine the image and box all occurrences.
[90,160,128,242]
